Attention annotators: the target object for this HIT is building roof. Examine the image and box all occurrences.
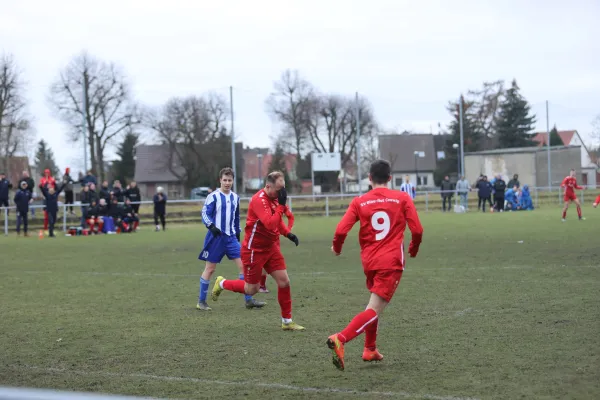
[378,134,438,172]
[465,145,575,156]
[0,156,30,184]
[532,130,576,146]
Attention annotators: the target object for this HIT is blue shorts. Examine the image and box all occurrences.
[198,232,241,263]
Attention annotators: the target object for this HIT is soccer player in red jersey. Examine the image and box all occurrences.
[561,169,585,221]
[39,169,56,231]
[260,206,294,293]
[327,159,424,371]
[211,171,305,331]
[593,195,600,208]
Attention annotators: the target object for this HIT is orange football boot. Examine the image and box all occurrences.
[326,334,345,371]
[362,347,384,362]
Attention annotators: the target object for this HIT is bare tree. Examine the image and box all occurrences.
[266,70,314,157]
[147,94,230,191]
[0,53,34,172]
[306,94,378,166]
[467,80,505,138]
[49,51,137,181]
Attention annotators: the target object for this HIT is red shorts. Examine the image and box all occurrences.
[564,192,577,202]
[365,269,403,303]
[241,247,286,284]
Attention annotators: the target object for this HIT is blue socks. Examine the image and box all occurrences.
[199,277,210,303]
[239,274,252,302]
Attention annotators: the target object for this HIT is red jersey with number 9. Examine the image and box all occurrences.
[332,187,423,272]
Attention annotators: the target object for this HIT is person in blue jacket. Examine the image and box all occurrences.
[41,181,66,237]
[14,181,32,236]
[518,184,534,211]
[504,186,519,211]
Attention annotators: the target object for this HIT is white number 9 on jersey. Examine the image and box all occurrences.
[371,211,390,240]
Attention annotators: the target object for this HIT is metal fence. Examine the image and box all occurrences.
[1,186,597,235]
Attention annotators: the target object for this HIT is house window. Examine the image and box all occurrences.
[395,177,403,187]
[437,151,445,159]
[422,176,428,186]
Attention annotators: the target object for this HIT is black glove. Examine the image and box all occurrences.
[287,232,299,246]
[236,232,240,242]
[208,224,221,236]
[277,187,287,206]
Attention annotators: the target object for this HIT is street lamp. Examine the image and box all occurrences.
[452,143,460,177]
[257,151,263,189]
[413,151,425,187]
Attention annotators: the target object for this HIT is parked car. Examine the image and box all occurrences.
[190,187,211,200]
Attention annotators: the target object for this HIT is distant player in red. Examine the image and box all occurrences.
[260,206,294,293]
[327,159,423,371]
[561,169,584,221]
[593,195,600,208]
[211,171,305,331]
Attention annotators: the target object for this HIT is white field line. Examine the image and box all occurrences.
[8,365,479,400]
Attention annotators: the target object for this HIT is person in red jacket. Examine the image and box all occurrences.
[259,205,294,293]
[39,169,56,230]
[211,171,304,331]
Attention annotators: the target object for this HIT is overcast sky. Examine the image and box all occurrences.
[2,0,599,173]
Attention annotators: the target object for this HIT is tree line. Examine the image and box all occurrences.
[2,50,597,192]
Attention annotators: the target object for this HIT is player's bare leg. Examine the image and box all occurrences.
[561,201,570,221]
[593,195,600,208]
[197,262,217,310]
[233,258,266,309]
[573,198,584,220]
[270,269,305,331]
[327,292,388,371]
[259,269,269,293]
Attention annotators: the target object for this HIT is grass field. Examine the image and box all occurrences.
[1,208,599,400]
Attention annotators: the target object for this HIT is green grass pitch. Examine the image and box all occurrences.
[1,208,599,400]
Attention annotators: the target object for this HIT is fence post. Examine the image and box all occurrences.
[325,196,329,217]
[288,196,292,212]
[3,207,7,236]
[535,188,539,208]
[581,189,584,204]
[425,192,429,212]
[63,204,67,232]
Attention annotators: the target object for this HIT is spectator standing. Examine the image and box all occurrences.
[0,172,12,214]
[456,176,471,210]
[476,175,493,212]
[493,175,507,212]
[507,174,520,189]
[14,181,32,236]
[80,184,92,227]
[19,170,35,217]
[99,181,111,204]
[41,179,65,238]
[111,180,124,202]
[125,181,141,213]
[39,169,56,232]
[399,175,416,199]
[63,168,75,214]
[153,187,167,231]
[80,170,97,187]
[440,176,454,212]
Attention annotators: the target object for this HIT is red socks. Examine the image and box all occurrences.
[339,309,378,344]
[133,221,139,231]
[260,274,267,288]
[88,221,95,232]
[562,210,567,219]
[577,206,582,218]
[223,279,246,294]
[98,221,104,232]
[278,285,292,319]
[364,318,378,349]
[43,211,48,230]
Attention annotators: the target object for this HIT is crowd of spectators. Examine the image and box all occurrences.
[1,169,169,236]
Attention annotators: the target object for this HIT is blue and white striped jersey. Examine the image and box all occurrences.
[400,182,416,199]
[201,189,241,236]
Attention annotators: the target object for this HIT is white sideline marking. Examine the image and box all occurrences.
[11,365,479,400]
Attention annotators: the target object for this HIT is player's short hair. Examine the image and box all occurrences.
[219,167,234,179]
[266,171,284,184]
[369,160,391,184]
